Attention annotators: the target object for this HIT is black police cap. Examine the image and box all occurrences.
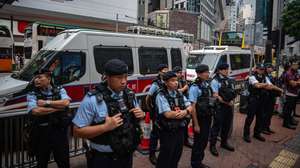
[195,64,209,73]
[217,63,229,70]
[264,63,273,68]
[289,58,298,65]
[256,63,265,69]
[104,59,128,76]
[34,69,51,76]
[157,64,168,71]
[163,71,177,81]
[172,66,182,73]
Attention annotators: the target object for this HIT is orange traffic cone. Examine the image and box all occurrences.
[137,112,151,155]
[187,122,194,145]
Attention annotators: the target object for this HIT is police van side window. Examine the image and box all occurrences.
[93,46,134,75]
[230,54,251,70]
[138,47,168,74]
[49,51,86,85]
[171,48,182,69]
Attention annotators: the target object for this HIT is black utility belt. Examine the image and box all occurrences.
[89,149,115,158]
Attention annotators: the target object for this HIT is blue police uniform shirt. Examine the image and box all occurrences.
[155,90,190,114]
[189,82,211,116]
[27,87,71,113]
[148,80,163,96]
[189,83,207,103]
[266,73,274,84]
[72,89,139,153]
[211,74,233,94]
[249,75,271,85]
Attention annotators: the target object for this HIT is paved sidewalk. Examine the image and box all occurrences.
[49,108,300,168]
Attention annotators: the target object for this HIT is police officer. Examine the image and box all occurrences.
[146,64,168,165]
[243,64,273,143]
[173,66,191,147]
[27,69,71,168]
[262,63,283,134]
[155,71,192,168]
[173,66,189,96]
[209,63,235,157]
[282,59,300,129]
[72,59,145,168]
[189,64,213,168]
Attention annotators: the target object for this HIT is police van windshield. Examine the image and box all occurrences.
[12,50,56,81]
[187,54,218,70]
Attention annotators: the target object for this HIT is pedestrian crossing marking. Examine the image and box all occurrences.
[269,150,299,168]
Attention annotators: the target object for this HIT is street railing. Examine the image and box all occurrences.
[0,109,85,168]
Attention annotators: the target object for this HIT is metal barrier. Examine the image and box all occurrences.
[0,109,85,168]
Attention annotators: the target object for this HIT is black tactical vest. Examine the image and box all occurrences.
[195,79,215,117]
[152,75,164,88]
[214,74,237,102]
[88,82,142,157]
[157,88,187,131]
[148,75,164,119]
[248,73,267,97]
[31,86,70,128]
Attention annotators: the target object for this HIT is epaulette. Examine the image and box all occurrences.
[87,90,98,96]
[87,90,104,103]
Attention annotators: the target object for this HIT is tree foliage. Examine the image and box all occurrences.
[282,0,300,40]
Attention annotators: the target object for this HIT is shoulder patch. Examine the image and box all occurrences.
[87,90,99,96]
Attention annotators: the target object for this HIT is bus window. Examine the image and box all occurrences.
[93,46,134,75]
[138,47,168,74]
[171,48,182,69]
[229,54,251,70]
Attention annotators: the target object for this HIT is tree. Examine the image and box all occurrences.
[281,0,300,41]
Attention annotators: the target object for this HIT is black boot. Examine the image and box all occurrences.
[253,134,266,142]
[262,129,271,135]
[199,163,210,168]
[266,128,275,134]
[291,118,299,125]
[243,135,251,143]
[210,145,219,157]
[283,124,297,130]
[220,142,235,152]
[149,153,157,165]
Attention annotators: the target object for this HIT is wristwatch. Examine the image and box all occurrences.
[45,100,51,107]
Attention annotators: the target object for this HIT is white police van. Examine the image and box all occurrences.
[0,29,186,113]
[186,46,253,81]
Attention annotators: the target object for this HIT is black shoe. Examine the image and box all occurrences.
[149,153,157,165]
[184,141,193,148]
[262,130,271,135]
[283,124,297,130]
[294,114,300,118]
[253,134,266,142]
[266,128,275,134]
[243,136,251,143]
[199,163,210,168]
[220,143,235,152]
[291,119,299,125]
[210,145,219,157]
